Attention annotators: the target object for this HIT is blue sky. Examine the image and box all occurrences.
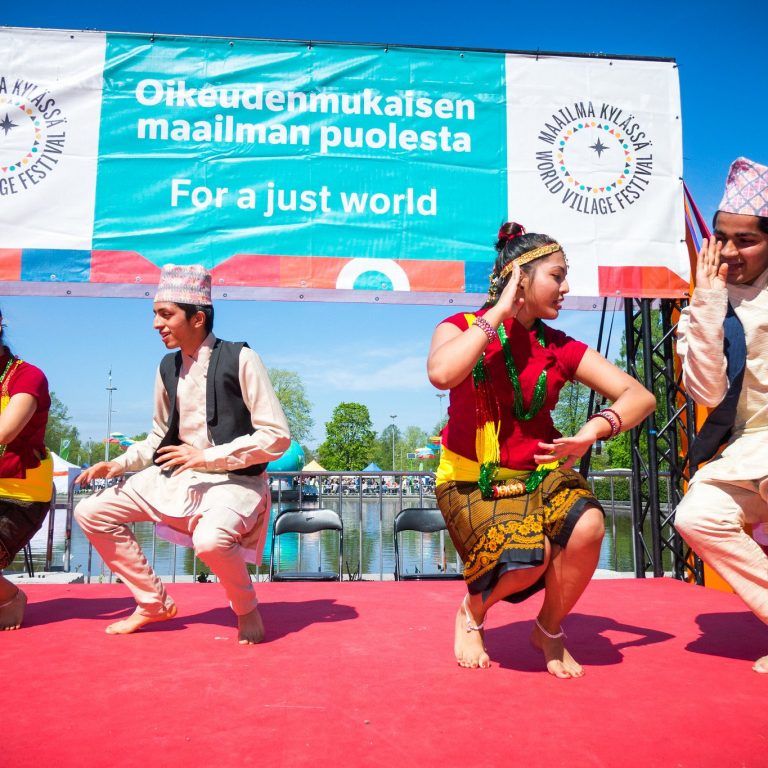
[2,1,767,449]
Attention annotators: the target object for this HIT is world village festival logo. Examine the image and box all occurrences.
[0,76,67,198]
[535,100,653,215]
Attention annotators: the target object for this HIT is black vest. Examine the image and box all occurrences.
[154,339,266,477]
[689,303,747,469]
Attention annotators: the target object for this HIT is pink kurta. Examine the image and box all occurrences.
[677,265,768,483]
[112,334,291,562]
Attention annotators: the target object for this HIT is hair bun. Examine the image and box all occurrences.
[495,222,526,252]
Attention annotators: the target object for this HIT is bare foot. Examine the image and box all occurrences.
[0,588,27,630]
[753,654,768,674]
[453,597,490,669]
[238,606,265,645]
[530,620,584,679]
[105,603,177,635]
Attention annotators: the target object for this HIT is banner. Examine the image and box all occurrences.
[0,28,688,304]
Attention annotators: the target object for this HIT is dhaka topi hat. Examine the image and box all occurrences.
[154,264,212,306]
[718,157,768,218]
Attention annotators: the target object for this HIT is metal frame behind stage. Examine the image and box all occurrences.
[623,297,704,583]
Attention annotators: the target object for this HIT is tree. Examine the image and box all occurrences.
[372,423,402,470]
[553,381,593,438]
[317,402,375,471]
[45,392,82,461]
[268,368,314,444]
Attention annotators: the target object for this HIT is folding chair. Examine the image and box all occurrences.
[269,508,343,581]
[393,507,463,581]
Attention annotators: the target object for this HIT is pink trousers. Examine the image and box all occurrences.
[75,483,259,617]
[675,477,768,623]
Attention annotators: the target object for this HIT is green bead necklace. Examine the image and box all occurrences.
[497,320,548,421]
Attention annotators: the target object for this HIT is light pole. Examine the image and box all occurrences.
[436,392,447,427]
[389,414,397,471]
[104,368,117,462]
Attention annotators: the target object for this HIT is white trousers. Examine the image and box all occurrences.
[75,483,259,617]
[675,478,768,623]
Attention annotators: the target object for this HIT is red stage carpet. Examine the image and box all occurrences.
[3,579,766,767]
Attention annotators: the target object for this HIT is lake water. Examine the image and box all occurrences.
[11,493,637,579]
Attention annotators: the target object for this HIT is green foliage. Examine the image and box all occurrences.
[372,423,402,470]
[553,380,592,438]
[45,394,142,465]
[268,368,314,444]
[45,392,82,461]
[370,424,436,470]
[610,310,666,471]
[317,402,375,471]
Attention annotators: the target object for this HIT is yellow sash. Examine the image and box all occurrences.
[0,450,53,502]
[435,445,528,486]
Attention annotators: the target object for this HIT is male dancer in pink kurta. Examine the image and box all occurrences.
[675,158,768,673]
[76,265,290,643]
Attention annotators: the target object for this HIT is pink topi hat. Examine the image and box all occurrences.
[718,157,768,218]
[154,264,212,306]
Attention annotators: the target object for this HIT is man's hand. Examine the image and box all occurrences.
[696,237,728,290]
[155,444,207,476]
[76,461,124,485]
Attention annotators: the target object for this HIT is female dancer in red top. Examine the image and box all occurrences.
[0,308,52,630]
[428,223,655,677]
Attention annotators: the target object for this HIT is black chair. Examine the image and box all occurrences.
[269,508,343,581]
[393,507,463,581]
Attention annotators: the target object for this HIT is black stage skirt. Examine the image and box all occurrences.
[0,497,50,569]
[436,468,603,603]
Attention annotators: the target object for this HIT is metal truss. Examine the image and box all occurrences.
[623,298,704,583]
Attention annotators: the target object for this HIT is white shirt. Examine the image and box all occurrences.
[113,334,291,518]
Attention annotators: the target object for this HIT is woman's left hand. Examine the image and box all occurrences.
[534,428,601,470]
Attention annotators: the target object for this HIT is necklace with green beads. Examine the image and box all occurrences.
[471,318,550,499]
[497,321,548,420]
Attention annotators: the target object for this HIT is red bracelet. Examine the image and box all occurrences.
[473,316,498,344]
[588,410,621,439]
[601,407,623,432]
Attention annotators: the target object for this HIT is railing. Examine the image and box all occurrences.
[17,468,677,581]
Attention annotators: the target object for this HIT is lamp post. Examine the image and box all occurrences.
[104,368,117,462]
[389,414,397,471]
[436,392,447,426]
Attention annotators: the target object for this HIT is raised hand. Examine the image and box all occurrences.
[696,237,728,290]
[494,262,525,320]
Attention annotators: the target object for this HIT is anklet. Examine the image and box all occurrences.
[0,590,21,609]
[463,595,485,632]
[535,617,566,639]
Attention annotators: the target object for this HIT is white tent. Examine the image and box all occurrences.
[51,451,79,494]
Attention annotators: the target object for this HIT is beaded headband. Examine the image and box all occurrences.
[498,243,562,280]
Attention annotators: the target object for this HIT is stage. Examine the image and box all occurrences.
[3,578,766,767]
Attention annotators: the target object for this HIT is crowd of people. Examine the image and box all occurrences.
[2,157,767,677]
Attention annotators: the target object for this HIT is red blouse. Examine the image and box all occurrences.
[0,353,51,479]
[440,310,588,471]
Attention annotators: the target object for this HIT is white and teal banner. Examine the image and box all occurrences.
[0,27,687,303]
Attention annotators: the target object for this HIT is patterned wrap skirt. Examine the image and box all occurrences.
[0,497,50,569]
[436,467,603,602]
